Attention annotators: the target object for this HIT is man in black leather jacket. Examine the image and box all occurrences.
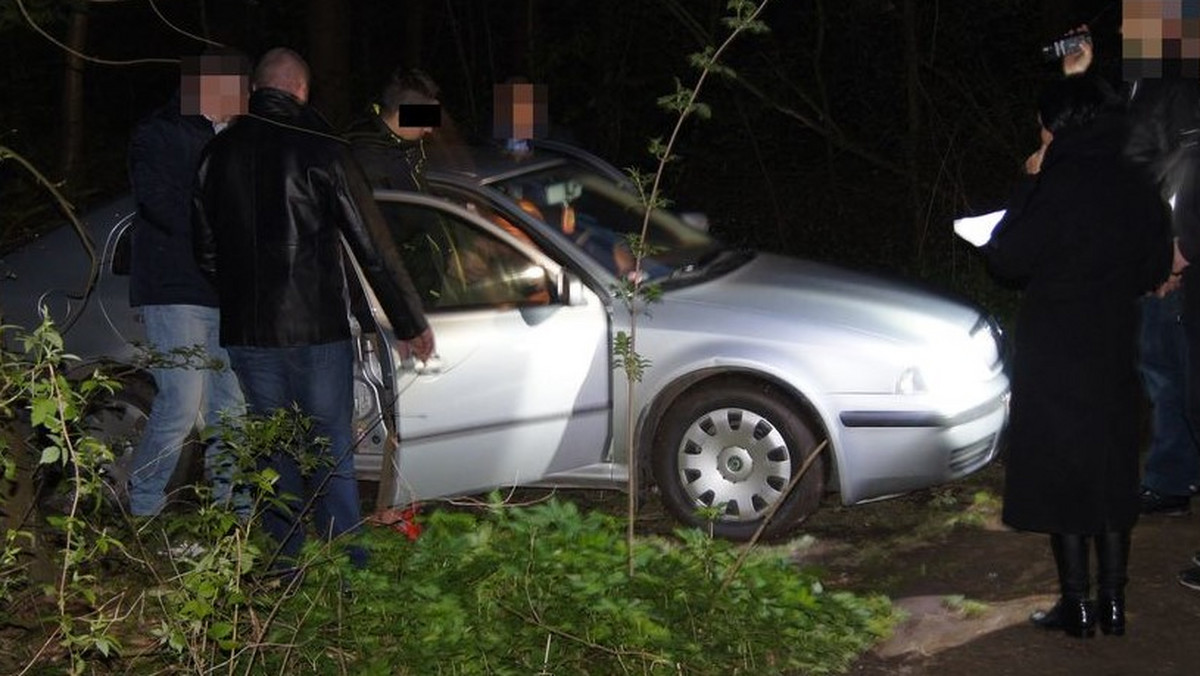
[193,47,434,569]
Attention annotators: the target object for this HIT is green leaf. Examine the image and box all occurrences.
[29,397,56,427]
[39,445,61,465]
[208,621,233,640]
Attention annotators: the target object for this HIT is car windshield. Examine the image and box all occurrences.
[488,162,731,281]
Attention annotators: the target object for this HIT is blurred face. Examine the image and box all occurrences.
[181,73,248,124]
[386,101,440,141]
[1122,0,1200,78]
[493,82,548,141]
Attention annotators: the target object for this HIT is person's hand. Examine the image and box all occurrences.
[1173,237,1190,275]
[406,327,436,361]
[1024,144,1048,175]
[1061,24,1092,76]
[1153,238,1191,296]
[1155,274,1182,298]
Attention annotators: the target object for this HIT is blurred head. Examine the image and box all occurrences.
[493,79,548,143]
[1036,74,1121,135]
[1121,0,1200,78]
[380,68,441,141]
[180,47,249,124]
[253,47,311,103]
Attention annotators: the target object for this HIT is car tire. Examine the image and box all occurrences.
[652,379,826,541]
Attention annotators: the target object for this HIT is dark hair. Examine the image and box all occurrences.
[380,68,439,114]
[1037,74,1120,134]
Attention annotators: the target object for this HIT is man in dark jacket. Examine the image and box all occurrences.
[193,47,434,569]
[343,67,441,192]
[1122,77,1200,517]
[127,51,248,517]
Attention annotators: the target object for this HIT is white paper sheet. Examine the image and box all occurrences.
[953,210,1006,247]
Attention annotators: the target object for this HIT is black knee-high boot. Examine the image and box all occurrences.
[1095,530,1130,636]
[1030,533,1096,638]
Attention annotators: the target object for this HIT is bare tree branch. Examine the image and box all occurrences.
[13,0,230,67]
[147,0,223,48]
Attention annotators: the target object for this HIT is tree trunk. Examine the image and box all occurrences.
[59,5,88,186]
[307,0,352,127]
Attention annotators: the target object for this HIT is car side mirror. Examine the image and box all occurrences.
[680,212,709,232]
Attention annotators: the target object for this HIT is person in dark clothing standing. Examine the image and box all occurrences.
[193,47,434,569]
[127,51,249,517]
[343,67,441,192]
[1059,20,1200,592]
[1123,77,1200,518]
[985,74,1173,638]
[1164,79,1200,586]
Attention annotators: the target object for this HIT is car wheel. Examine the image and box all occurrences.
[652,380,826,541]
[37,376,154,515]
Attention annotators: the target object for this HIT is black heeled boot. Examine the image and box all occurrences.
[1095,529,1130,637]
[1030,533,1095,638]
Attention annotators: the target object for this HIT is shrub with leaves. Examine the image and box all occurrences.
[280,497,895,675]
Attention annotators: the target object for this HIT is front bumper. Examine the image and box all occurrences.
[828,388,1009,504]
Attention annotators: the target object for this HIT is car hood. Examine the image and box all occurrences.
[661,252,988,345]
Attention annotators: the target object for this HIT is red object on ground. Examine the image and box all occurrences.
[369,504,422,540]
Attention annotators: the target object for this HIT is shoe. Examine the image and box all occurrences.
[1094,530,1129,637]
[1095,596,1125,636]
[1139,488,1191,516]
[1030,598,1096,638]
[1179,566,1200,591]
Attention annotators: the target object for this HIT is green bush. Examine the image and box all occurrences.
[3,316,893,676]
[282,498,895,675]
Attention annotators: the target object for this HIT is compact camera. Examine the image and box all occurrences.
[1042,31,1091,61]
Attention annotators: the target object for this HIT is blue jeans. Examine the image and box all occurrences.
[226,340,366,568]
[128,305,246,516]
[1139,292,1200,496]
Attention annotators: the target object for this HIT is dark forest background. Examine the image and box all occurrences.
[0,0,1122,319]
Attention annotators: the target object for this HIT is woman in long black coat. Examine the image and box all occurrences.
[985,74,1173,639]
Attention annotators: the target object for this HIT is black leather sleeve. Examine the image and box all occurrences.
[332,146,430,340]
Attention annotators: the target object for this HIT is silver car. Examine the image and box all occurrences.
[0,141,1008,539]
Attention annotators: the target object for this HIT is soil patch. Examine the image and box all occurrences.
[795,463,1200,676]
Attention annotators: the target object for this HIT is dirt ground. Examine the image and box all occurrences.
[791,461,1200,676]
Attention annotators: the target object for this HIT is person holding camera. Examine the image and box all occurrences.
[985,73,1173,638]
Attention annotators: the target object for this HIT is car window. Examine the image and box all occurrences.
[491,163,717,279]
[379,202,552,311]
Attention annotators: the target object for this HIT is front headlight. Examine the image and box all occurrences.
[966,316,1003,373]
[895,316,1003,394]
